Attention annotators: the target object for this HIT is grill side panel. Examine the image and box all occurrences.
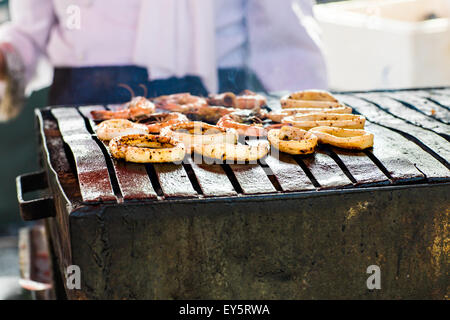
[69,183,449,299]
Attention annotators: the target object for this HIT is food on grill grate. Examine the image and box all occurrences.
[135,112,189,133]
[109,134,186,163]
[95,119,149,141]
[266,106,353,123]
[207,92,236,107]
[268,126,318,155]
[90,96,156,120]
[208,90,267,110]
[154,93,236,123]
[193,141,270,162]
[160,121,238,153]
[281,90,343,109]
[282,113,366,130]
[310,126,374,150]
[217,109,268,137]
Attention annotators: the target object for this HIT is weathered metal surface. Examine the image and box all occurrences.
[227,164,277,194]
[263,153,316,192]
[363,122,426,182]
[297,151,353,189]
[16,171,56,221]
[413,90,450,110]
[386,92,450,124]
[69,183,450,299]
[185,156,237,197]
[338,94,450,163]
[357,93,450,138]
[153,163,198,198]
[328,147,390,186]
[51,108,117,203]
[36,110,75,298]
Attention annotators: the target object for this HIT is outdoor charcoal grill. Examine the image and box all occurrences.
[16,88,449,299]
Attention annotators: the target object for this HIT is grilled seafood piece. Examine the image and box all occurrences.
[236,90,267,109]
[207,92,236,108]
[266,106,353,123]
[109,134,186,163]
[91,97,156,120]
[217,109,267,137]
[185,105,236,123]
[136,112,189,133]
[208,90,267,110]
[281,90,343,109]
[310,126,374,150]
[153,93,205,107]
[160,121,238,153]
[193,141,270,162]
[268,126,318,155]
[282,113,366,130]
[95,119,149,141]
[155,93,235,123]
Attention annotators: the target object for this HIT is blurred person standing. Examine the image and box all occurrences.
[0,0,327,227]
[0,0,327,120]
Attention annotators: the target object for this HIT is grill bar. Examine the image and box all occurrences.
[51,108,116,203]
[386,92,450,124]
[337,95,450,170]
[356,93,450,140]
[263,153,315,192]
[296,151,353,189]
[325,146,389,186]
[184,156,237,197]
[227,163,277,194]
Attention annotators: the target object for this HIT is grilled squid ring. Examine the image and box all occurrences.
[217,110,267,137]
[160,121,238,153]
[109,134,186,163]
[193,141,270,162]
[136,112,189,133]
[282,113,366,130]
[310,126,374,150]
[268,126,318,155]
[266,106,353,123]
[281,90,342,109]
[95,119,149,141]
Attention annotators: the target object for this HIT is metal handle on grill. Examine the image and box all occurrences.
[16,171,56,221]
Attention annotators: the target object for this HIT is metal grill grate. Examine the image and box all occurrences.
[39,88,450,205]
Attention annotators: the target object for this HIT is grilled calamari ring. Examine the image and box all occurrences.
[268,126,318,155]
[217,110,267,137]
[310,126,374,150]
[109,134,186,163]
[282,113,366,130]
[281,90,342,109]
[160,121,238,153]
[193,141,270,162]
[266,106,353,123]
[136,112,189,133]
[96,119,149,141]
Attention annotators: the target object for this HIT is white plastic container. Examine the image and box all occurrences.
[314,0,450,90]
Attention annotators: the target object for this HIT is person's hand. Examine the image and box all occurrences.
[0,50,6,80]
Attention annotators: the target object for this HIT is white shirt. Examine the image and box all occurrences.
[0,0,328,92]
